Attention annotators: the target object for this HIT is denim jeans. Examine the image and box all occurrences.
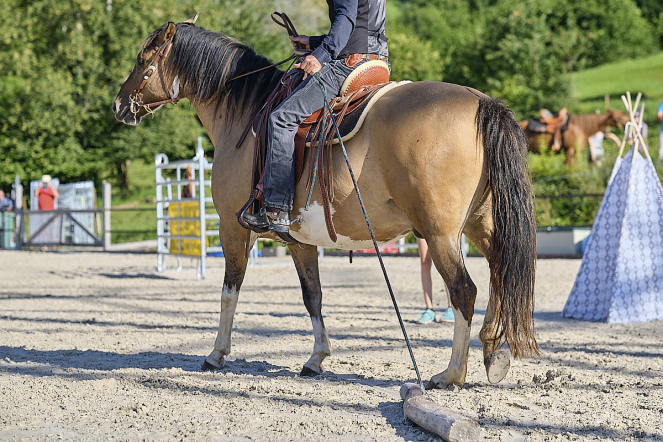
[262,58,358,211]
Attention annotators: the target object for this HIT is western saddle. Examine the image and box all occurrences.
[235,58,392,244]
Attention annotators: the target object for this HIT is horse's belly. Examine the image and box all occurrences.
[289,202,406,249]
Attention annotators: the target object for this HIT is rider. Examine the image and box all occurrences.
[243,0,389,234]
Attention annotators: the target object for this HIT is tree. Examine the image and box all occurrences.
[0,0,321,191]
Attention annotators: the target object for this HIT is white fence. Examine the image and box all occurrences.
[155,138,220,279]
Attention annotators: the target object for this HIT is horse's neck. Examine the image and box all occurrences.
[190,99,253,151]
[574,114,607,134]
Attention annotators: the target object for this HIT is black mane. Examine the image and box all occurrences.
[163,23,283,120]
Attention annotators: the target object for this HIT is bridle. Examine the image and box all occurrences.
[129,36,185,118]
[127,12,302,117]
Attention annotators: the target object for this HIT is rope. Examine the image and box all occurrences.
[312,72,426,393]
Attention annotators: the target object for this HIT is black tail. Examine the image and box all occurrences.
[476,97,539,358]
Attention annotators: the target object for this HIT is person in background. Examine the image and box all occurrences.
[587,130,604,166]
[657,101,663,159]
[35,175,59,210]
[415,238,454,324]
[34,175,59,250]
[0,189,13,211]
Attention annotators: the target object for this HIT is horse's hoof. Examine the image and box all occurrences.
[427,369,465,389]
[201,360,223,371]
[300,366,322,377]
[485,351,510,384]
[425,379,443,390]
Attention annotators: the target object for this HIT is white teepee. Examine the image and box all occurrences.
[563,93,663,323]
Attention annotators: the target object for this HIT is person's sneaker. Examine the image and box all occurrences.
[416,308,436,324]
[438,307,455,323]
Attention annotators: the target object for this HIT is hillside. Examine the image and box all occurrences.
[572,51,663,123]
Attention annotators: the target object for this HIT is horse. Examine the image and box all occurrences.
[112,17,538,389]
[519,109,630,166]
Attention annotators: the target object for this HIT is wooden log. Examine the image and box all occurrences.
[400,383,481,441]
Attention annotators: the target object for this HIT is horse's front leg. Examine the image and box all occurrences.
[202,233,252,370]
[425,238,477,389]
[289,243,331,376]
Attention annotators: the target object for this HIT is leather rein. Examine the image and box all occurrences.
[226,12,307,84]
[129,37,184,118]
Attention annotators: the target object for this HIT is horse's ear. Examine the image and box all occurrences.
[155,22,177,47]
[184,12,200,24]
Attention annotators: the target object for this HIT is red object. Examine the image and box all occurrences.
[358,243,400,254]
[37,187,56,210]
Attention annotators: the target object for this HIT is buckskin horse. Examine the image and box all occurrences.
[520,109,630,166]
[112,16,538,388]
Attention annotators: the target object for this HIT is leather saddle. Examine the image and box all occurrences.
[526,107,569,151]
[236,60,393,243]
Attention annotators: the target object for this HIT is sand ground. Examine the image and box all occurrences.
[0,250,661,441]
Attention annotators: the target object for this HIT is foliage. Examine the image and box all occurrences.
[529,147,612,227]
[0,0,321,192]
[634,0,663,47]
[386,32,443,82]
[391,0,657,116]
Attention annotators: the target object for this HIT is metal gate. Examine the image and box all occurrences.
[155,139,220,279]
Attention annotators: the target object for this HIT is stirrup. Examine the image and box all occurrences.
[242,207,269,230]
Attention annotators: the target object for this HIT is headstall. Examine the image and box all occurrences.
[129,36,185,118]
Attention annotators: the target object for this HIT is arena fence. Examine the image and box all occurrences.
[155,139,220,279]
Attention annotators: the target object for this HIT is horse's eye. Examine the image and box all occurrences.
[138,58,146,65]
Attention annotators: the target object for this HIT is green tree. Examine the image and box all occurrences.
[0,0,318,191]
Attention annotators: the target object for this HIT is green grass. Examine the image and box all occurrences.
[572,51,663,123]
[104,160,158,243]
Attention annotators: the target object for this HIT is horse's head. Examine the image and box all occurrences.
[605,109,630,128]
[112,14,199,125]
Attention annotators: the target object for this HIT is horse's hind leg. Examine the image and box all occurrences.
[464,209,510,384]
[289,243,331,376]
[203,232,252,370]
[425,235,477,389]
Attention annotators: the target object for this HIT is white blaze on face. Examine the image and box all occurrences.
[171,76,180,99]
[290,201,405,249]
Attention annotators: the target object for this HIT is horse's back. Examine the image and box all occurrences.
[289,81,489,247]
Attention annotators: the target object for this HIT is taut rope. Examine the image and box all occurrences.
[312,72,426,393]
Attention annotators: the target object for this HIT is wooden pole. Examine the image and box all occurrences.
[400,383,481,441]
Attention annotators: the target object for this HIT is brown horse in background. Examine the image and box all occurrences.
[112,17,538,389]
[520,109,629,165]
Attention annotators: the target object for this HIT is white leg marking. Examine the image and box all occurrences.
[304,316,331,372]
[206,284,239,367]
[448,307,471,380]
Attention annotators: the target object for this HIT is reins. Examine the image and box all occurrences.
[226,12,306,84]
[311,72,426,394]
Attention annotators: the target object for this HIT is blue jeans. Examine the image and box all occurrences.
[262,59,357,211]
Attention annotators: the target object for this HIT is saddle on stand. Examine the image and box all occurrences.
[526,107,569,151]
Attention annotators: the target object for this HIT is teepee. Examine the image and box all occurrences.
[563,92,663,323]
